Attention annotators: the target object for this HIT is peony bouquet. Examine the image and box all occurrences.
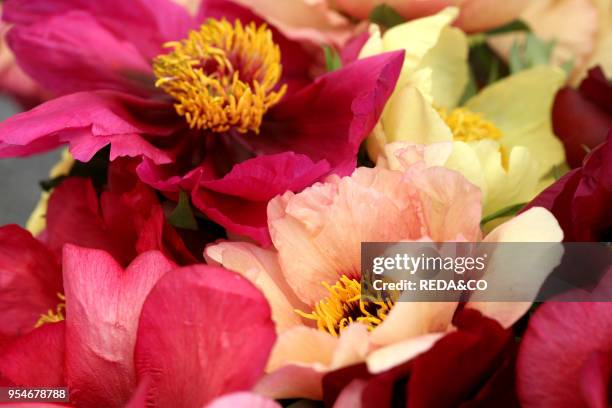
[0,0,610,407]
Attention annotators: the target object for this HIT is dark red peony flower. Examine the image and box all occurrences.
[0,0,403,245]
[322,309,520,408]
[552,66,612,168]
[523,132,611,242]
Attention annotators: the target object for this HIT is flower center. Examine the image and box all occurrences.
[295,275,394,337]
[153,18,287,133]
[437,107,502,142]
[35,293,65,328]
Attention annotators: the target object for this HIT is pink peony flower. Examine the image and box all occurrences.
[517,271,612,408]
[0,0,404,245]
[0,245,278,407]
[206,144,563,399]
[0,165,196,344]
[0,3,48,109]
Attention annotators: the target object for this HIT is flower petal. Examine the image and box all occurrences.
[7,11,152,96]
[0,91,177,161]
[4,0,195,59]
[249,51,404,175]
[206,392,282,408]
[0,322,65,387]
[465,67,566,177]
[192,152,331,245]
[205,241,306,332]
[517,301,612,408]
[134,265,276,406]
[0,225,62,340]
[63,246,175,407]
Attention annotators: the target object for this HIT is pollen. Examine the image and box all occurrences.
[295,275,394,337]
[35,293,65,328]
[153,18,287,134]
[437,107,502,142]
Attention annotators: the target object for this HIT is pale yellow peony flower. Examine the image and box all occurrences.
[361,8,566,217]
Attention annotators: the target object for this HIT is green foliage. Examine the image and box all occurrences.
[369,4,405,28]
[323,45,342,72]
[168,191,198,230]
[509,33,559,74]
[480,202,527,226]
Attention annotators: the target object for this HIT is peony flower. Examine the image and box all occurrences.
[206,145,563,399]
[228,0,360,47]
[552,66,612,168]
[335,0,530,33]
[231,0,530,48]
[516,271,612,408]
[0,0,404,245]
[323,309,520,408]
[360,8,566,217]
[0,167,196,343]
[0,245,278,407]
[0,3,48,109]
[488,0,612,84]
[523,132,611,242]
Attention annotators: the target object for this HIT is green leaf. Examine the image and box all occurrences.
[480,202,527,226]
[561,59,575,76]
[168,191,198,230]
[486,19,531,36]
[369,4,405,28]
[323,45,342,72]
[509,33,556,74]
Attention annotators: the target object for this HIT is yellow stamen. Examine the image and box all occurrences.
[35,293,65,328]
[153,18,287,134]
[437,107,502,142]
[295,275,394,337]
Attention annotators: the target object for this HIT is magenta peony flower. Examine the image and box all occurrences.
[523,132,611,242]
[0,245,277,407]
[516,272,612,408]
[0,0,403,245]
[552,67,612,168]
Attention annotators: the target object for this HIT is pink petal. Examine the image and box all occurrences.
[0,322,65,387]
[192,152,330,245]
[4,0,196,59]
[247,51,405,175]
[7,11,152,96]
[206,392,281,408]
[0,91,177,161]
[0,225,62,340]
[63,246,175,407]
[517,301,612,408]
[134,265,276,407]
[46,178,137,265]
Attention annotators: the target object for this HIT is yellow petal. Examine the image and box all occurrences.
[419,26,469,108]
[464,66,566,177]
[379,86,453,145]
[382,7,462,88]
[358,24,384,59]
[445,140,540,217]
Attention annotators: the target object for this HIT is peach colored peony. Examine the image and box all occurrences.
[206,144,563,400]
[488,0,611,84]
[231,0,530,47]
